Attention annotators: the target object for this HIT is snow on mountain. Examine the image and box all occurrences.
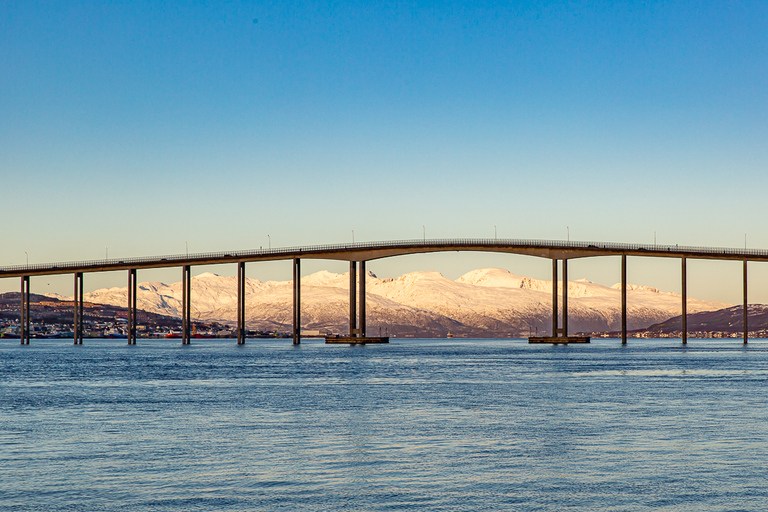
[75,268,732,337]
[458,268,552,292]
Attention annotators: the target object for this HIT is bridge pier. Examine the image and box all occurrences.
[551,259,558,336]
[550,259,569,336]
[20,276,30,345]
[127,269,137,345]
[743,260,748,344]
[349,261,357,336]
[530,258,588,344]
[682,258,687,345]
[562,259,568,336]
[328,260,387,344]
[182,265,191,345]
[74,272,83,345]
[360,261,367,337]
[621,255,627,344]
[237,261,246,345]
[347,261,368,336]
[293,258,301,345]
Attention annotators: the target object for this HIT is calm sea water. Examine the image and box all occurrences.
[2,338,768,511]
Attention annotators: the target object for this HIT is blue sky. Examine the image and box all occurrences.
[2,1,768,302]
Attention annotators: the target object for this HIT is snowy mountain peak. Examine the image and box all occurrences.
[301,270,345,287]
[195,272,221,279]
[457,268,520,286]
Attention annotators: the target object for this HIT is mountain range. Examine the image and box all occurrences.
[637,304,768,336]
[53,268,731,338]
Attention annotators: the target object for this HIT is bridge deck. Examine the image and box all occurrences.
[1,238,765,278]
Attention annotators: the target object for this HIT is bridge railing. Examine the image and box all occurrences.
[2,238,768,274]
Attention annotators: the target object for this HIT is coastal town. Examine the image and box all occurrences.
[0,292,289,339]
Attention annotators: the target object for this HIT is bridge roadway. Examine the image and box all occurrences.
[2,238,763,346]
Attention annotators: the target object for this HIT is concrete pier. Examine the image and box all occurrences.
[182,265,191,345]
[621,255,627,344]
[347,260,370,339]
[360,261,367,336]
[127,269,137,345]
[73,272,83,345]
[349,261,357,336]
[744,260,748,344]
[237,261,246,345]
[551,259,558,337]
[682,257,687,345]
[20,276,30,345]
[562,259,568,336]
[293,258,301,345]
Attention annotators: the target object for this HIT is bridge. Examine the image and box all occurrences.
[1,238,764,345]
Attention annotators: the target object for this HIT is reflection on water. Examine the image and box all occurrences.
[2,338,768,511]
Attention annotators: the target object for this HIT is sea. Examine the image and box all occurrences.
[2,337,767,511]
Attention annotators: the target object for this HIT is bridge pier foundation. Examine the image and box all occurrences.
[127,269,137,345]
[74,272,83,345]
[293,258,301,345]
[182,265,191,345]
[20,276,30,345]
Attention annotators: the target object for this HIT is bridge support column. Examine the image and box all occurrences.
[74,272,83,345]
[128,269,137,345]
[552,259,558,337]
[621,255,627,344]
[743,260,748,344]
[293,258,301,345]
[20,276,30,345]
[237,261,246,345]
[681,258,687,345]
[182,265,191,345]
[349,261,357,336]
[562,259,568,337]
[360,261,366,337]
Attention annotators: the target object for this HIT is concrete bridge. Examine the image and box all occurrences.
[2,238,763,345]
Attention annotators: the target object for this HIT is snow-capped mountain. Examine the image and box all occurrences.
[69,268,731,337]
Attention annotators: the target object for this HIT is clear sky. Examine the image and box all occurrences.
[2,1,767,303]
